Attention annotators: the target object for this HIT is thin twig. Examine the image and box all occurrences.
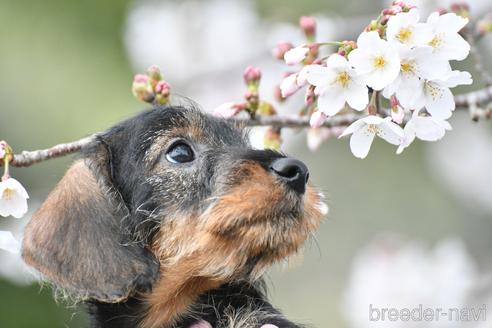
[2,86,492,168]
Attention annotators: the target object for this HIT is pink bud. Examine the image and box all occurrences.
[309,110,327,128]
[299,16,316,38]
[133,74,148,83]
[390,95,400,109]
[272,41,294,60]
[147,65,162,82]
[390,96,404,124]
[280,73,301,98]
[213,102,241,118]
[243,66,262,84]
[305,86,315,106]
[132,75,154,103]
[0,141,6,159]
[155,80,170,95]
[274,85,285,102]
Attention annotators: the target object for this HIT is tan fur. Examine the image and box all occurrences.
[141,162,324,328]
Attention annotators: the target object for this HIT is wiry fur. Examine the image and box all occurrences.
[21,106,326,328]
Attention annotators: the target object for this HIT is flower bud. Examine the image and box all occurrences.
[451,2,470,18]
[132,74,154,103]
[305,86,316,106]
[244,90,259,105]
[478,14,492,36]
[154,80,170,105]
[280,73,301,98]
[243,66,262,86]
[0,141,7,160]
[390,96,404,124]
[147,65,162,89]
[274,85,285,103]
[263,128,282,151]
[258,101,277,116]
[272,41,294,60]
[213,102,242,118]
[299,16,316,40]
[309,110,327,128]
[284,46,309,65]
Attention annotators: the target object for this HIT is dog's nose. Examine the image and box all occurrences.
[269,158,309,194]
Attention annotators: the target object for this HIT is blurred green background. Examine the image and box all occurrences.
[1,0,492,327]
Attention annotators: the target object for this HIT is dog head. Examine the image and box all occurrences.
[22,106,326,306]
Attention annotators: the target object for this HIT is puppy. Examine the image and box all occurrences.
[22,106,326,328]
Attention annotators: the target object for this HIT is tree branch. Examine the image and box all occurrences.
[2,86,492,168]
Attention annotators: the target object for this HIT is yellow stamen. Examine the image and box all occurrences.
[429,36,441,49]
[373,56,386,69]
[336,71,351,88]
[400,60,415,74]
[397,28,412,43]
[3,188,14,200]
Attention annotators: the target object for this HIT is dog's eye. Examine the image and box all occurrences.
[165,142,195,164]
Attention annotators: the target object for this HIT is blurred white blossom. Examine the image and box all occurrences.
[0,230,20,254]
[343,236,481,328]
[0,178,29,218]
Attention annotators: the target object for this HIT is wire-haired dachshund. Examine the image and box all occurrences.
[22,106,327,328]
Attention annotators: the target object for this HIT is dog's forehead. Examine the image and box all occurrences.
[128,107,248,162]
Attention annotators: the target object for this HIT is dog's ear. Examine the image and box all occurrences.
[22,142,159,302]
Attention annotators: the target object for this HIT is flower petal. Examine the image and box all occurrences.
[378,120,404,145]
[350,125,375,159]
[345,82,369,111]
[317,90,346,116]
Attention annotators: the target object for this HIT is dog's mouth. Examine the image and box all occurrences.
[151,160,327,282]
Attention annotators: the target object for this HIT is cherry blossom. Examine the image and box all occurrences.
[397,110,452,154]
[339,116,405,159]
[426,12,470,61]
[283,46,309,65]
[382,45,451,109]
[419,70,472,119]
[0,231,20,254]
[306,54,368,116]
[386,8,432,47]
[0,177,29,218]
[348,31,401,90]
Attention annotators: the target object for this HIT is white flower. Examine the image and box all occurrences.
[307,128,331,151]
[418,70,472,119]
[382,45,451,109]
[309,110,327,128]
[397,110,452,154]
[212,102,240,118]
[426,12,470,61]
[348,31,401,91]
[306,55,369,116]
[0,231,20,254]
[339,116,404,159]
[284,46,309,65]
[0,178,29,218]
[386,9,433,47]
